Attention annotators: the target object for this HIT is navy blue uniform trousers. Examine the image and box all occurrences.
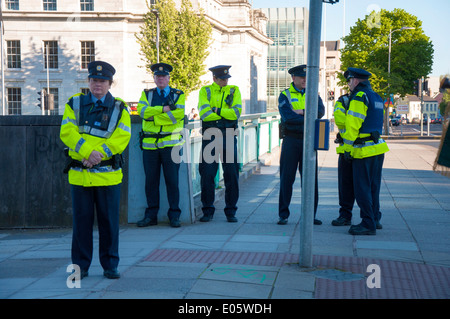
[279,135,318,219]
[71,184,121,272]
[143,147,181,221]
[338,153,355,220]
[352,153,384,230]
[199,130,239,217]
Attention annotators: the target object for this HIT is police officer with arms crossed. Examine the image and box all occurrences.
[60,61,131,279]
[198,65,242,223]
[331,75,355,226]
[136,63,185,228]
[341,67,389,235]
[278,65,324,225]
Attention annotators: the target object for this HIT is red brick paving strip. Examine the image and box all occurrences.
[144,249,450,299]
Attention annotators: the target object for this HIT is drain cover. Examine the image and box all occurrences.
[310,269,365,282]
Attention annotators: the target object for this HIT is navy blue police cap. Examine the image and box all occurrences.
[88,61,116,81]
[288,64,307,77]
[209,65,232,79]
[345,67,371,80]
[151,63,173,76]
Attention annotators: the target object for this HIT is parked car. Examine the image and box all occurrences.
[390,118,400,126]
[411,117,420,124]
[431,117,442,124]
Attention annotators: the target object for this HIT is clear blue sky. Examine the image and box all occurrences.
[251,0,449,77]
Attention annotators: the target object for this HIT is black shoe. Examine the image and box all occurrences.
[331,217,351,226]
[80,269,89,279]
[199,214,213,222]
[226,216,238,223]
[170,218,181,228]
[277,218,288,225]
[348,224,376,235]
[103,268,120,279]
[314,218,322,225]
[376,221,383,229]
[137,217,157,227]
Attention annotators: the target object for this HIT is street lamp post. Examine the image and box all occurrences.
[386,26,415,135]
[151,9,160,63]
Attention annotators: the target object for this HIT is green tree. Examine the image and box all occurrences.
[135,0,212,96]
[340,8,434,98]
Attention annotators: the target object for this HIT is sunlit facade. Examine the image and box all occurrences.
[260,7,308,111]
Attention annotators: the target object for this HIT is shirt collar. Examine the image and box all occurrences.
[291,82,305,94]
[91,94,106,104]
[156,86,171,97]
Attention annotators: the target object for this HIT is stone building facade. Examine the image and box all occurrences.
[1,0,271,115]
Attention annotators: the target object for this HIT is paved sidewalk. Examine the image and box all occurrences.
[0,138,449,299]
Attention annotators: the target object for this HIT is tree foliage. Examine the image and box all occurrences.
[339,8,434,98]
[135,0,212,96]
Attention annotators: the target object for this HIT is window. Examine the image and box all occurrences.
[81,88,90,95]
[43,41,58,69]
[81,41,95,69]
[80,0,94,11]
[43,0,57,11]
[44,87,59,115]
[7,40,21,69]
[6,0,19,10]
[7,88,22,115]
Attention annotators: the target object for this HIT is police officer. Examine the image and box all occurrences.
[278,65,324,225]
[60,61,131,279]
[198,65,242,222]
[341,67,389,235]
[136,63,185,228]
[331,73,355,226]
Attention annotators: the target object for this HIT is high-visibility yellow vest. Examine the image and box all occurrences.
[60,92,131,186]
[198,82,242,126]
[137,87,185,150]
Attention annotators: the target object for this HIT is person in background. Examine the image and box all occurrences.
[277,64,324,225]
[331,73,355,227]
[136,63,185,228]
[341,67,389,235]
[198,65,242,223]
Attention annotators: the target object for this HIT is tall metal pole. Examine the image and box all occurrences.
[1,6,5,115]
[386,28,392,135]
[152,9,160,63]
[46,42,50,115]
[299,0,323,268]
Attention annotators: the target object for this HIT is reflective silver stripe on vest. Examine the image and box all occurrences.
[73,96,123,139]
[284,89,293,109]
[140,90,154,120]
[205,87,211,102]
[72,95,81,126]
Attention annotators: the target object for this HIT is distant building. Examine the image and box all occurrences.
[319,40,344,119]
[396,95,439,121]
[259,7,309,111]
[1,0,271,115]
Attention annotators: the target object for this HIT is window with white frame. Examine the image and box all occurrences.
[6,0,19,10]
[7,40,21,69]
[46,87,59,115]
[80,0,94,11]
[43,41,58,69]
[7,88,22,115]
[81,41,95,69]
[43,0,57,11]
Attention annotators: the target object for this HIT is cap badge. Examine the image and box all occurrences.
[159,67,163,71]
[97,65,102,71]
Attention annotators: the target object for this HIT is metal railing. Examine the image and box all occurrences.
[185,112,281,196]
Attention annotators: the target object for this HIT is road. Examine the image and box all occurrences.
[389,123,443,137]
